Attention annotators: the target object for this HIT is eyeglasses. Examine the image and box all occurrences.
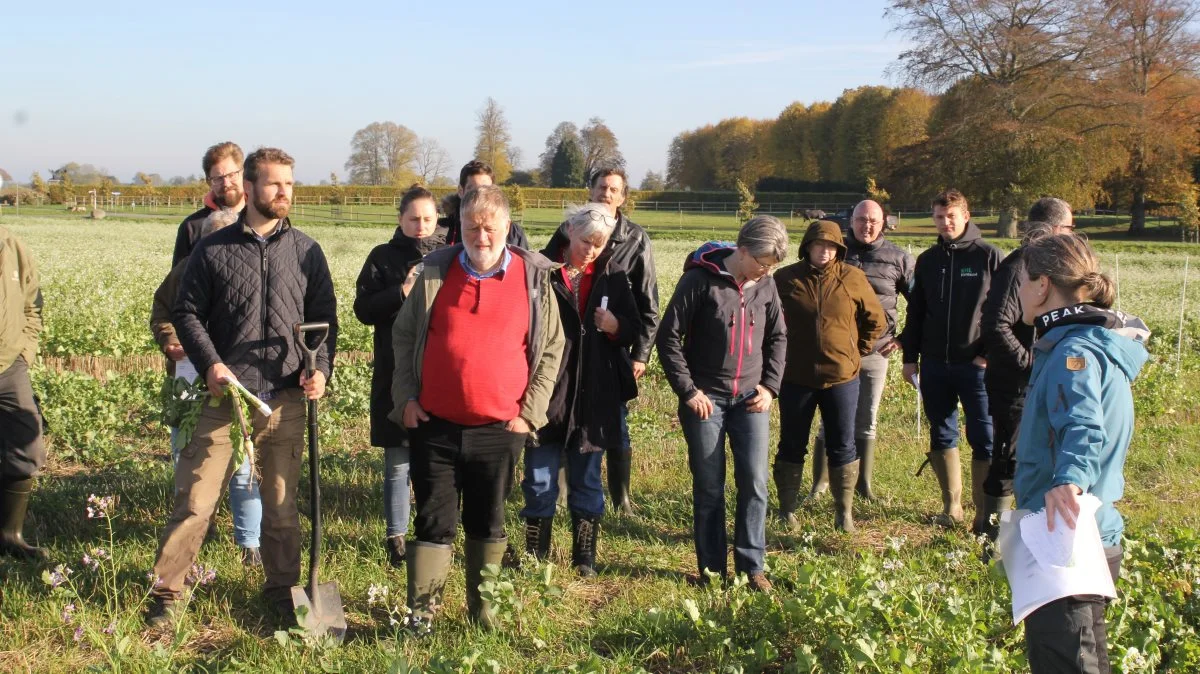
[575,209,617,228]
[749,254,777,273]
[209,168,243,185]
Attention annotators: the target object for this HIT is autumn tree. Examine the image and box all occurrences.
[580,117,626,178]
[415,137,451,184]
[344,121,421,186]
[30,171,46,196]
[474,97,513,183]
[640,170,666,191]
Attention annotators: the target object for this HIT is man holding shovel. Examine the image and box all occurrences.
[146,147,338,627]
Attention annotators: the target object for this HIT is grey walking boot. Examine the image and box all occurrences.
[926,448,965,527]
[855,437,877,501]
[772,460,805,529]
[406,541,453,634]
[464,537,507,629]
[830,460,860,533]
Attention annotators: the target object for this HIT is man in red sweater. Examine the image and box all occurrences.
[389,185,564,633]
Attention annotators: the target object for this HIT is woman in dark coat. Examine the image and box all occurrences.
[354,184,447,568]
[520,203,638,577]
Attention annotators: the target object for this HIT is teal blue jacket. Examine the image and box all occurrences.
[1013,305,1149,546]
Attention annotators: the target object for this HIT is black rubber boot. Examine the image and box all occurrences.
[772,460,805,529]
[0,477,48,561]
[385,536,406,569]
[607,447,634,516]
[855,437,877,501]
[524,516,553,561]
[570,513,600,577]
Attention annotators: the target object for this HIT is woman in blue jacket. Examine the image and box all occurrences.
[1014,234,1150,673]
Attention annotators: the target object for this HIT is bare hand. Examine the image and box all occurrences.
[401,264,422,298]
[1045,483,1083,532]
[972,356,988,369]
[632,361,647,380]
[300,369,327,400]
[878,339,901,358]
[745,385,774,413]
[505,417,532,434]
[402,400,430,429]
[206,363,236,398]
[593,308,620,335]
[902,363,919,389]
[686,390,714,420]
[164,343,186,362]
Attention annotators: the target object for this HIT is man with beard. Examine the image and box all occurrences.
[146,148,338,627]
[172,142,246,265]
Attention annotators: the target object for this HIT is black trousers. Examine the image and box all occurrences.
[983,388,1024,498]
[0,357,45,479]
[409,415,526,545]
[1024,546,1123,674]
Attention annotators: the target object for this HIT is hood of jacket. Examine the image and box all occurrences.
[441,193,461,219]
[390,223,448,256]
[685,242,737,279]
[801,220,847,260]
[939,221,985,248]
[1033,304,1150,383]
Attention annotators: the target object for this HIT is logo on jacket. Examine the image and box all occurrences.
[959,266,979,278]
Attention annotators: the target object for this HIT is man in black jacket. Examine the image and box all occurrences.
[900,189,1002,529]
[978,198,1074,540]
[544,166,659,515]
[172,142,246,265]
[147,148,338,627]
[440,160,529,249]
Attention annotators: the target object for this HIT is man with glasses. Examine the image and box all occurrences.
[172,142,246,265]
[799,200,914,505]
[977,198,1075,544]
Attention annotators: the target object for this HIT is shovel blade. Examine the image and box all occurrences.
[290,582,347,643]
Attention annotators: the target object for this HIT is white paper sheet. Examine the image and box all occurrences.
[174,357,198,383]
[997,494,1117,624]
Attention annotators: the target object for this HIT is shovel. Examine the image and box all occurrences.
[290,321,347,642]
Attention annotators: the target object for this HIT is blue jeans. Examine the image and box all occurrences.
[383,444,411,538]
[679,393,770,577]
[170,427,262,548]
[520,440,605,518]
[778,379,860,468]
[919,360,993,460]
[619,401,631,449]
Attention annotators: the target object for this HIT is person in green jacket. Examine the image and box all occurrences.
[0,225,47,560]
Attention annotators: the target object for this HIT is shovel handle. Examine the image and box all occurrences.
[294,322,330,377]
[294,322,329,607]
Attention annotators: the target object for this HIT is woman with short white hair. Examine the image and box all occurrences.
[520,203,640,576]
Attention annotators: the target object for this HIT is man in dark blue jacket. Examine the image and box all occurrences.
[900,189,1002,529]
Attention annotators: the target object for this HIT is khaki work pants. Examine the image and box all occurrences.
[151,388,306,603]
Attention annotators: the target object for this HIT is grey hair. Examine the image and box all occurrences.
[737,215,789,263]
[460,185,510,224]
[563,202,617,241]
[200,208,240,237]
[1028,197,1073,230]
[1020,220,1055,247]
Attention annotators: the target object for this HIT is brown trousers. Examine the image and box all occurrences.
[151,389,306,602]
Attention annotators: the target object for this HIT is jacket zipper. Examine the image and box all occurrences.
[731,294,747,397]
[944,247,955,362]
[260,241,269,394]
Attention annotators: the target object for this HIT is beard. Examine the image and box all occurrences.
[252,193,290,220]
[214,184,243,209]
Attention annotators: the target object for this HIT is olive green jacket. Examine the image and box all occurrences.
[388,245,565,432]
[0,226,42,372]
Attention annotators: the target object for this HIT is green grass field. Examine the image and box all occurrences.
[0,215,1197,672]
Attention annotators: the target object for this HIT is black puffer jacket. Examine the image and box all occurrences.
[843,230,914,352]
[439,193,530,249]
[900,222,1002,365]
[540,244,639,452]
[354,225,447,447]
[981,246,1035,397]
[173,215,338,394]
[172,203,215,266]
[545,211,659,363]
[656,243,786,401]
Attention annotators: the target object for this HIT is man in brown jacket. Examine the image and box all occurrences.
[772,220,885,531]
[0,225,47,560]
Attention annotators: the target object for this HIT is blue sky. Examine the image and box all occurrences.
[1,1,908,186]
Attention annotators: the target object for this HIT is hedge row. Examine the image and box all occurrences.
[36,184,864,205]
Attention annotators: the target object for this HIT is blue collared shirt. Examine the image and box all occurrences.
[458,247,512,280]
[248,220,283,243]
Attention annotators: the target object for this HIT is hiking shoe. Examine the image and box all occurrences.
[144,596,178,628]
[240,546,262,568]
[748,573,773,593]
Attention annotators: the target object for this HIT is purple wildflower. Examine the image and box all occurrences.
[73,626,84,642]
[61,603,76,623]
[85,494,115,519]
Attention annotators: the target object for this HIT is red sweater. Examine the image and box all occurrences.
[419,256,531,425]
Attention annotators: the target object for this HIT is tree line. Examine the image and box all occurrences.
[668,0,1200,235]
